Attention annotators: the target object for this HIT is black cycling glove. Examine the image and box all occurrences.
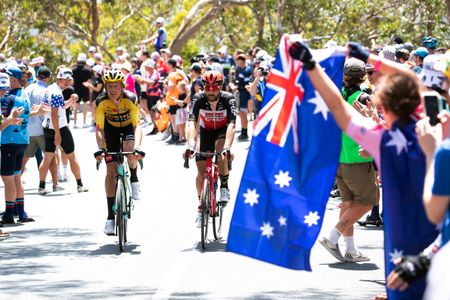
[94,148,106,159]
[394,254,430,284]
[289,41,313,63]
[348,42,370,63]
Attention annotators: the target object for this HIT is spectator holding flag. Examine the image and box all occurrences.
[288,39,439,300]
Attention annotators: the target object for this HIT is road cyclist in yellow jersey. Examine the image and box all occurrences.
[94,69,145,235]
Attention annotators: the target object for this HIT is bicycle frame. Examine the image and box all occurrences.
[201,154,219,218]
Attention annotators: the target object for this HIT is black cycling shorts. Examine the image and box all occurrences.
[196,127,227,161]
[44,126,75,154]
[1,144,27,176]
[104,122,135,155]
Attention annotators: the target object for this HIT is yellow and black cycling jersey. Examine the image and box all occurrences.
[95,90,140,129]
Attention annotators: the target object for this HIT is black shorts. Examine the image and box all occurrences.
[168,105,178,115]
[75,91,89,103]
[147,96,160,111]
[1,144,27,176]
[196,127,227,161]
[140,92,147,102]
[44,126,75,154]
[104,122,135,154]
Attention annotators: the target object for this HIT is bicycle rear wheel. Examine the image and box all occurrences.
[116,178,126,252]
[200,177,210,250]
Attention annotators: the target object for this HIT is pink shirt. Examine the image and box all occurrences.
[124,73,136,94]
[345,108,384,168]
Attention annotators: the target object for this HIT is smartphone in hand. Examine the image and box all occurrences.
[423,92,441,126]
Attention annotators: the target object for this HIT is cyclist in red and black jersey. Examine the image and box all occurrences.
[186,71,236,226]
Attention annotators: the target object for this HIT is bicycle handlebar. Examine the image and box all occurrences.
[95,151,144,170]
[183,151,233,170]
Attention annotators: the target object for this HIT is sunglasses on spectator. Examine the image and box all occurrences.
[204,84,222,92]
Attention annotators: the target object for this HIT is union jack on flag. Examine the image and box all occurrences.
[227,35,347,270]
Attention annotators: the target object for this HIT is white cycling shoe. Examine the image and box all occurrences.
[219,188,230,206]
[131,182,140,200]
[104,220,115,236]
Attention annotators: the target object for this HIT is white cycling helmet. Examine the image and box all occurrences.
[0,72,10,90]
[56,68,73,80]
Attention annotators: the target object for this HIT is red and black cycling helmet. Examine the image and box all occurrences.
[202,70,224,86]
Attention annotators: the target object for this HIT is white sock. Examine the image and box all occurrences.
[63,165,68,177]
[58,168,63,178]
[343,236,357,255]
[328,227,342,245]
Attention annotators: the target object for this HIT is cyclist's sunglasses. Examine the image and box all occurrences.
[367,71,374,75]
[204,83,222,92]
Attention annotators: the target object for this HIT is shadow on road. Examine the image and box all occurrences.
[324,262,380,271]
[245,288,382,299]
[90,243,141,256]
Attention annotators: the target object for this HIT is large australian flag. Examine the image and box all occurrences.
[227,35,346,270]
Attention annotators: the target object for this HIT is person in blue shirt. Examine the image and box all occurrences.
[234,54,253,141]
[141,17,167,52]
[1,66,47,225]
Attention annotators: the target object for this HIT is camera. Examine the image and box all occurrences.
[257,67,269,76]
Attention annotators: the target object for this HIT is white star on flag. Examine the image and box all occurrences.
[243,188,259,207]
[260,222,274,239]
[389,248,404,263]
[274,170,292,188]
[308,91,329,120]
[304,211,320,227]
[386,129,408,155]
[278,215,287,226]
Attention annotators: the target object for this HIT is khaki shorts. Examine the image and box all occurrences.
[24,135,45,158]
[336,162,377,206]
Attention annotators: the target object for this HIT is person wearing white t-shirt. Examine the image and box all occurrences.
[38,68,88,194]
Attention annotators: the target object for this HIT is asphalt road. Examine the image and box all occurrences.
[0,121,386,300]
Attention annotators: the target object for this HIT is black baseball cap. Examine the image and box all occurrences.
[37,66,52,79]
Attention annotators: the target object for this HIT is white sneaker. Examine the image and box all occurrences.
[104,220,115,235]
[195,212,202,228]
[344,251,370,263]
[319,237,345,262]
[160,130,170,141]
[219,188,230,205]
[73,124,81,129]
[83,123,90,128]
[38,188,47,195]
[77,186,89,193]
[131,182,140,200]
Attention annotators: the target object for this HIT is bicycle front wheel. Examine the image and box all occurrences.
[116,178,126,252]
[212,205,224,240]
[200,177,210,250]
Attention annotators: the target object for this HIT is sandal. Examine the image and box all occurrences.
[18,217,35,223]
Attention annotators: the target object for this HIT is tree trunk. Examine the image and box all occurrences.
[446,0,450,21]
[276,0,286,42]
[169,0,255,54]
[90,0,99,44]
[256,0,265,47]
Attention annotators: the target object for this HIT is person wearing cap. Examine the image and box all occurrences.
[72,53,93,128]
[23,66,61,193]
[234,53,253,141]
[413,47,429,74]
[141,17,167,52]
[94,52,104,66]
[137,50,153,125]
[319,58,377,263]
[121,61,137,95]
[83,64,104,130]
[218,47,235,92]
[164,58,186,144]
[38,67,88,194]
[136,58,161,133]
[1,66,48,225]
[189,62,204,101]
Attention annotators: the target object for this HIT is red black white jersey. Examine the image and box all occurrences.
[189,91,236,130]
